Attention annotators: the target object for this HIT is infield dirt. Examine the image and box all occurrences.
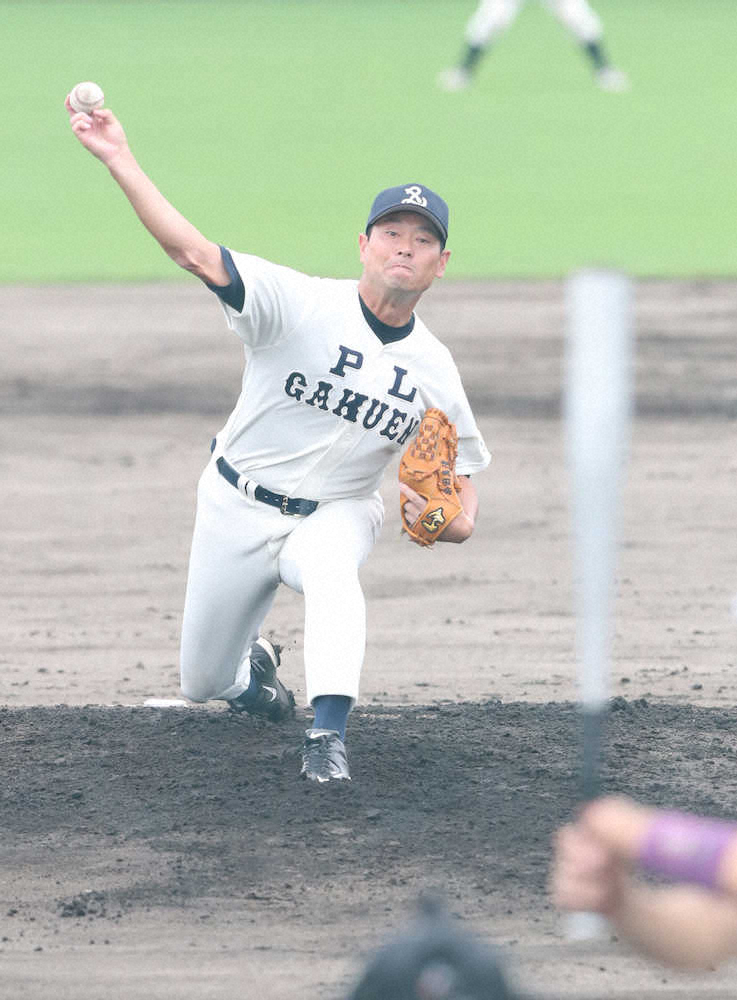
[1,280,736,999]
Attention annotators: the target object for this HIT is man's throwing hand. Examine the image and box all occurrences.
[65,95,129,165]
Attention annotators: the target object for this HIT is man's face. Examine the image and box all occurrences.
[358,212,450,295]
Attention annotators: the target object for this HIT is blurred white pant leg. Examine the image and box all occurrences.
[465,0,524,47]
[179,462,285,703]
[278,494,384,705]
[541,0,602,43]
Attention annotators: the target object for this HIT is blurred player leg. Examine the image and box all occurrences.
[437,0,523,91]
[542,0,629,91]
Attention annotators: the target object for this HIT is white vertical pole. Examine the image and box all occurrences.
[563,269,633,939]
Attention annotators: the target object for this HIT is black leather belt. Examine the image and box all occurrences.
[215,454,319,517]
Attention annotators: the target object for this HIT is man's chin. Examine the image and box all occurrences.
[385,271,417,291]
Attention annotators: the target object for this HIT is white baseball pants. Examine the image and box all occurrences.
[179,458,384,706]
[466,0,603,47]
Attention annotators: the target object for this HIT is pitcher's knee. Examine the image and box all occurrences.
[180,680,210,703]
[180,666,223,703]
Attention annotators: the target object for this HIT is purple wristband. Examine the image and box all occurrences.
[637,811,737,889]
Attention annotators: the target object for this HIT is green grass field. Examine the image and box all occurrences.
[4,0,736,281]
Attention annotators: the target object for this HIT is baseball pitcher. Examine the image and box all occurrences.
[65,96,490,784]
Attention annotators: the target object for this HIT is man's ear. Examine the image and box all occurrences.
[436,249,451,278]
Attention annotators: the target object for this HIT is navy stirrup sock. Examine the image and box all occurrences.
[312,695,351,741]
[240,670,262,704]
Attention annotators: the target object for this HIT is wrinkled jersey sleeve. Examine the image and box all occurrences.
[419,349,490,476]
[452,396,491,477]
[206,246,245,312]
[207,248,315,349]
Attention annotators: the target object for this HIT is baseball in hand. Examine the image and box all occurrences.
[69,81,105,114]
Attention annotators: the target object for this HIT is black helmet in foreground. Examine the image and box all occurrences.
[346,897,526,1000]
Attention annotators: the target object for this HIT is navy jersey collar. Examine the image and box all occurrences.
[358,294,415,344]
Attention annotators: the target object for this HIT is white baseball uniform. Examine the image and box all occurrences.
[179,251,490,707]
[465,0,603,47]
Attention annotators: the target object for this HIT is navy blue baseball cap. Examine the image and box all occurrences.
[366,184,449,244]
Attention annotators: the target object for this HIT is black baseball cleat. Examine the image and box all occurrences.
[227,637,295,722]
[300,729,351,783]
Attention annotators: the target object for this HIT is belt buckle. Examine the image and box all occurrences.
[280,494,290,515]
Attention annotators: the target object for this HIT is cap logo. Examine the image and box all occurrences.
[401,185,428,208]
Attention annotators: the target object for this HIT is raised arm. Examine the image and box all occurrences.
[65,96,228,286]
